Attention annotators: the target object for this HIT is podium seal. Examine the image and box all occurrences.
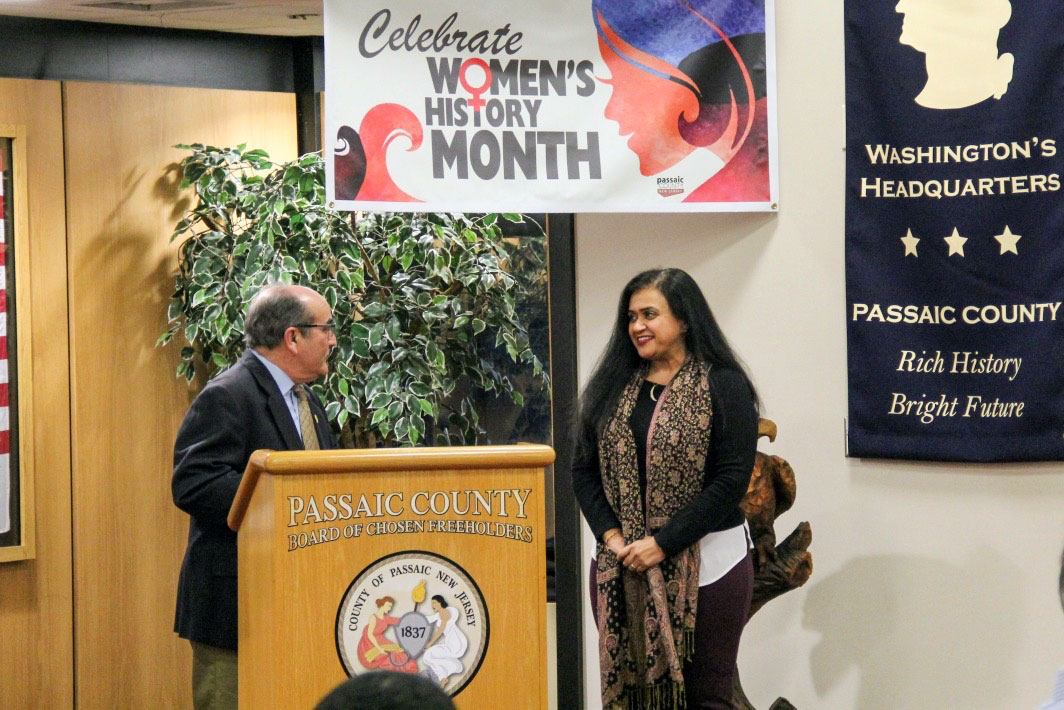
[335,550,489,696]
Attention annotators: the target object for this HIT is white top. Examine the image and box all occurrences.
[698,520,751,586]
[1042,667,1064,710]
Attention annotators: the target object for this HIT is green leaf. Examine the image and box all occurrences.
[335,360,355,379]
[386,315,402,342]
[337,270,353,291]
[368,323,384,350]
[344,396,360,417]
[472,318,486,334]
[351,268,366,289]
[361,302,388,318]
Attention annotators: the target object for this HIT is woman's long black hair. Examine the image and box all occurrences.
[576,268,760,439]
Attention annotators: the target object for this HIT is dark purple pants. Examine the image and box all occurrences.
[590,551,754,710]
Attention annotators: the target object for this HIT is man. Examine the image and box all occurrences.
[172,284,338,709]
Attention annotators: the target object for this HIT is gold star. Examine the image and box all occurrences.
[993,225,1021,255]
[900,229,920,257]
[943,228,968,257]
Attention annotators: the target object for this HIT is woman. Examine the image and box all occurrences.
[356,596,418,673]
[572,268,758,709]
[423,595,469,690]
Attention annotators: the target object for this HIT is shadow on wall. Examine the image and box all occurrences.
[802,551,1022,710]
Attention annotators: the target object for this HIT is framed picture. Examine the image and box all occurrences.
[0,124,36,563]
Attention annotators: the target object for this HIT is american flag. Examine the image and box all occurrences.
[0,154,8,535]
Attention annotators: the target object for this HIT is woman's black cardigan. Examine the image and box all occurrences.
[571,367,758,558]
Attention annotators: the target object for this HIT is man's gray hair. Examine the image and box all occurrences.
[244,285,312,349]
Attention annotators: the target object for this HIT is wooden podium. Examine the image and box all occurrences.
[228,445,554,709]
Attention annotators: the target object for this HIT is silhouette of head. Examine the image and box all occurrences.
[896,0,1014,109]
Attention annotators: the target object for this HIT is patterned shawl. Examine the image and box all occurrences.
[595,357,713,709]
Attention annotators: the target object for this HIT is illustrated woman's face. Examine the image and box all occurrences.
[381,600,392,613]
[431,599,442,611]
[597,12,699,175]
[627,287,686,364]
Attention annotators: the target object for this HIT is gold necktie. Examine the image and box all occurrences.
[293,385,320,450]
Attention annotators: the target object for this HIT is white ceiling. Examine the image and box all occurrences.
[0,0,324,35]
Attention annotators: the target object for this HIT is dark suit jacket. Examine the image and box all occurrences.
[172,350,337,650]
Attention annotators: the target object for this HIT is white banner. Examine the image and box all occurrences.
[324,0,778,213]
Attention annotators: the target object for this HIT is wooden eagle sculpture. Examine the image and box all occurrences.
[732,418,812,710]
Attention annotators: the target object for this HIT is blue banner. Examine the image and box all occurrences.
[845,0,1064,461]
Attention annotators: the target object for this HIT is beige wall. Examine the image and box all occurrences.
[0,77,74,710]
[0,79,295,708]
[62,81,296,708]
[576,1,1064,708]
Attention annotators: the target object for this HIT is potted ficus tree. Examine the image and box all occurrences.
[158,144,549,448]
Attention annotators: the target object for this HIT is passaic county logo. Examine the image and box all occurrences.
[335,551,489,696]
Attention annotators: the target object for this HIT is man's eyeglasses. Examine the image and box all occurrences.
[295,322,336,334]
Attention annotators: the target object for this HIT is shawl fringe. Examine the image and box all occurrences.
[605,678,689,710]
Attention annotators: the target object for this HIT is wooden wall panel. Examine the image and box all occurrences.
[62,82,296,708]
[0,78,74,710]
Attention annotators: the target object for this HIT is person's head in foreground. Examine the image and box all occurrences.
[315,670,455,710]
